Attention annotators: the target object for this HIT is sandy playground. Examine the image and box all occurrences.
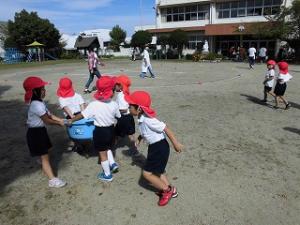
[0,59,299,225]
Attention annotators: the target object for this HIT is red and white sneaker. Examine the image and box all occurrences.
[158,186,175,206]
[156,186,178,198]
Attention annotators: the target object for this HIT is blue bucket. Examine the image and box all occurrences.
[67,118,95,141]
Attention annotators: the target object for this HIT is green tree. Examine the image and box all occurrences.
[168,29,188,59]
[4,9,61,50]
[157,35,169,59]
[131,30,152,48]
[109,25,126,51]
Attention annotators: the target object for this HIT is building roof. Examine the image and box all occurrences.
[147,26,205,33]
[82,29,111,42]
[74,36,100,49]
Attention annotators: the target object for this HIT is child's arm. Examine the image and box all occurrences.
[63,106,75,119]
[68,113,84,124]
[41,114,64,126]
[164,125,183,153]
[135,134,143,147]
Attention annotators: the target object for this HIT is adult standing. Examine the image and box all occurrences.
[140,46,155,78]
[248,45,256,69]
[84,48,104,93]
[259,46,267,63]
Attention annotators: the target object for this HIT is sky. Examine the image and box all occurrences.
[0,0,156,36]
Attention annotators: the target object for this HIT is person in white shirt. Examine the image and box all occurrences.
[259,47,267,63]
[57,77,86,119]
[274,61,292,109]
[114,75,137,154]
[248,45,256,69]
[140,46,156,78]
[125,91,183,207]
[23,76,66,188]
[69,76,121,182]
[262,60,276,102]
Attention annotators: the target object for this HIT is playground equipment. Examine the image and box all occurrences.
[4,48,23,64]
[26,41,45,62]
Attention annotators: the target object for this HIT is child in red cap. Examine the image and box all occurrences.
[262,60,276,102]
[274,61,292,109]
[125,91,184,206]
[23,76,66,188]
[69,76,121,182]
[57,77,85,119]
[114,75,137,154]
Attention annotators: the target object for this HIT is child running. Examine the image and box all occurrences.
[274,61,292,109]
[68,76,121,181]
[23,76,66,188]
[125,91,183,206]
[262,60,276,103]
[114,75,137,154]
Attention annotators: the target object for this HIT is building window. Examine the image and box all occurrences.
[161,4,210,23]
[188,33,204,49]
[216,0,282,19]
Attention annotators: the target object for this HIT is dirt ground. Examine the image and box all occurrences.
[0,59,299,225]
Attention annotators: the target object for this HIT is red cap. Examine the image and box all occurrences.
[57,77,75,98]
[116,75,131,95]
[278,61,289,74]
[23,76,49,103]
[125,91,156,118]
[94,76,115,101]
[267,60,276,66]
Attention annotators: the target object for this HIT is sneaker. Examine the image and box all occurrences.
[83,89,89,94]
[97,172,113,182]
[110,163,119,173]
[158,186,174,206]
[48,178,67,188]
[285,103,291,110]
[156,186,178,198]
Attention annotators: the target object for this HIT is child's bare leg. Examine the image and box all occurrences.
[268,91,276,98]
[274,96,279,107]
[143,171,168,191]
[279,96,288,105]
[41,154,55,179]
[160,173,170,187]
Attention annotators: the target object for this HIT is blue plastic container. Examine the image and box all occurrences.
[67,118,95,141]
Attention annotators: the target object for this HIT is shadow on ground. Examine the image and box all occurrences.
[283,127,300,135]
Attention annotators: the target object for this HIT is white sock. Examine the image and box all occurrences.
[107,150,116,166]
[101,160,111,176]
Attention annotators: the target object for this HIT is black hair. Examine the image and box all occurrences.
[129,104,139,110]
[31,87,43,102]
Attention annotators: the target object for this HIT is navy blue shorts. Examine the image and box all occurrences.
[115,114,135,137]
[93,126,114,151]
[274,82,287,96]
[26,127,52,156]
[144,139,170,174]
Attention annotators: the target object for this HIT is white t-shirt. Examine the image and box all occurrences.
[138,115,166,145]
[259,47,267,57]
[58,93,85,116]
[277,73,293,83]
[265,69,275,87]
[115,91,129,114]
[248,47,256,58]
[81,100,121,127]
[27,100,50,128]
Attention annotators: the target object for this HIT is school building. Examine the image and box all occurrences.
[136,0,293,56]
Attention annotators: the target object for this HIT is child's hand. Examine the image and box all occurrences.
[174,142,184,153]
[135,139,141,147]
[67,119,73,126]
[58,119,65,127]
